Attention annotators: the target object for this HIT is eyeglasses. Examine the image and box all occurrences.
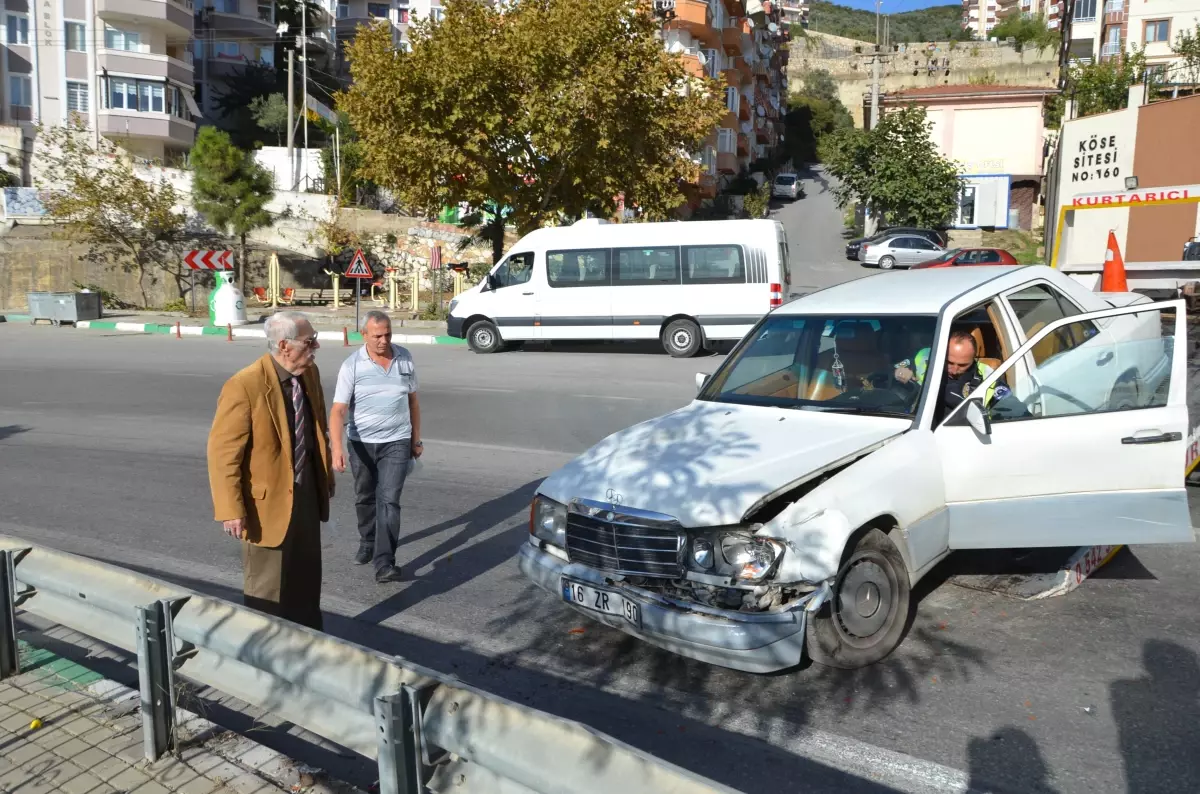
[290,335,319,349]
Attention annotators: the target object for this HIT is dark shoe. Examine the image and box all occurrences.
[354,547,372,566]
[375,565,403,583]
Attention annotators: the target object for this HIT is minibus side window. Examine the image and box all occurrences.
[682,245,746,285]
[547,249,611,288]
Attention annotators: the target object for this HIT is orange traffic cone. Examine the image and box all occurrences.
[1101,230,1128,292]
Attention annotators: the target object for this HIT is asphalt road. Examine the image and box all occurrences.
[2,319,1200,794]
[776,165,873,297]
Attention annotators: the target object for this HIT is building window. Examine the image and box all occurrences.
[215,0,239,13]
[717,127,735,153]
[1145,20,1170,43]
[430,5,444,22]
[337,2,348,19]
[109,78,165,113]
[1074,0,1096,22]
[6,14,29,45]
[956,184,977,226]
[65,21,86,52]
[66,81,89,113]
[9,75,31,108]
[367,3,389,18]
[257,0,273,23]
[257,46,274,66]
[104,26,141,52]
[725,87,738,113]
[213,41,241,59]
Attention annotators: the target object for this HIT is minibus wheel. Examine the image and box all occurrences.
[662,319,702,358]
[467,320,502,354]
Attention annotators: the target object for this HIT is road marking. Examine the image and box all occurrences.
[423,437,576,458]
[451,387,517,394]
[581,394,641,402]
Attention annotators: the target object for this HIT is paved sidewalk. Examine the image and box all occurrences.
[0,641,357,794]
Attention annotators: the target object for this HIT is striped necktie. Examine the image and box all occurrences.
[291,376,307,483]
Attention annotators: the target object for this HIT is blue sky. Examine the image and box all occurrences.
[832,1,958,10]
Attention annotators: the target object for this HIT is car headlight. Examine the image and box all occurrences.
[448,299,458,315]
[687,531,784,582]
[530,495,567,549]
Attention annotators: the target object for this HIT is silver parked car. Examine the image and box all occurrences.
[771,174,802,200]
[861,234,945,269]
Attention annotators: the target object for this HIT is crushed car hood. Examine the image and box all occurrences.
[539,401,908,528]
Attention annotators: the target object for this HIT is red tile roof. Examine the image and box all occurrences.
[886,84,1059,100]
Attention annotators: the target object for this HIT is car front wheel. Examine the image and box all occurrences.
[806,528,911,670]
[467,320,503,354]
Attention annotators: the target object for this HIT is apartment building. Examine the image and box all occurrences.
[1,0,199,162]
[327,0,443,79]
[1067,0,1200,86]
[658,0,789,202]
[193,0,277,120]
[995,0,1063,28]
[779,0,806,28]
[962,0,999,38]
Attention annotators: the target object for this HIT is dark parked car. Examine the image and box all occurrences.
[910,248,1020,269]
[845,227,948,260]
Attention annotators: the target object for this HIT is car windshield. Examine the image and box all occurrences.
[775,175,796,185]
[930,248,960,262]
[700,314,938,417]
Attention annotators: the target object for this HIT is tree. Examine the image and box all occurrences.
[822,105,961,229]
[190,127,275,294]
[1067,49,1148,118]
[802,69,840,103]
[990,13,1060,51]
[1171,23,1200,95]
[36,120,187,307]
[250,94,290,146]
[340,0,726,232]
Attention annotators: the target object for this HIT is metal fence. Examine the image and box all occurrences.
[0,535,739,794]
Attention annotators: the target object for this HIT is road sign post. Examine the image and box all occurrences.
[185,250,234,316]
[344,248,374,332]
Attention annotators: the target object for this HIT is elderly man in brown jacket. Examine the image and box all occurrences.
[207,311,333,630]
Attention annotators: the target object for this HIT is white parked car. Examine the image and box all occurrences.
[447,218,790,357]
[519,266,1190,672]
[771,174,802,200]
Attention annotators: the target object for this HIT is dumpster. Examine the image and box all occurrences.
[26,292,56,325]
[50,292,102,325]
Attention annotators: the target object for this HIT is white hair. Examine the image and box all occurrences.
[265,311,310,351]
[362,310,391,331]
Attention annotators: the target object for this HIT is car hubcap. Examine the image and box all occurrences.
[476,329,494,347]
[836,558,892,639]
[672,330,691,349]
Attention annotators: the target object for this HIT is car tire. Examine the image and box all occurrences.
[466,320,503,354]
[662,319,703,358]
[806,528,911,670]
[1107,375,1140,410]
[878,256,897,270]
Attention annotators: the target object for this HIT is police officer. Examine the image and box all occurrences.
[895,329,1001,422]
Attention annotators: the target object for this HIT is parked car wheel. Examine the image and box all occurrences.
[878,256,897,270]
[662,318,703,358]
[806,528,910,670]
[467,320,503,354]
[1107,375,1140,410]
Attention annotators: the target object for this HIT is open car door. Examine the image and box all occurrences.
[935,299,1193,549]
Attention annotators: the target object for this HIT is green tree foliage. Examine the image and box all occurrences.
[785,69,853,165]
[806,1,970,44]
[36,120,187,307]
[1069,49,1147,119]
[340,0,726,231]
[822,105,960,228]
[990,13,1060,51]
[250,93,290,146]
[802,68,840,102]
[190,127,275,293]
[1171,23,1200,93]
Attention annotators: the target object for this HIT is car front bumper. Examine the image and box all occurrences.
[518,542,810,674]
[446,315,466,339]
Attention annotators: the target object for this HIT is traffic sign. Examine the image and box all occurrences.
[344,249,373,279]
[185,250,233,270]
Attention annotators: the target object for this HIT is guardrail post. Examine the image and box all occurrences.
[375,687,422,794]
[136,600,176,761]
[0,549,22,679]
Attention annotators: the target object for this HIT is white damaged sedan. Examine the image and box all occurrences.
[518,266,1193,672]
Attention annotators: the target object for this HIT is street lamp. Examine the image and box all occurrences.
[1125,176,1139,190]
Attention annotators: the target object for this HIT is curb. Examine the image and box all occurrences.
[71,319,466,346]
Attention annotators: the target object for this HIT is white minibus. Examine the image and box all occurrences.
[446,218,791,357]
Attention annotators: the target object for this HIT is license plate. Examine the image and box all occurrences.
[561,578,641,628]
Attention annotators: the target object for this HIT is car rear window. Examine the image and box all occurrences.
[775,175,796,185]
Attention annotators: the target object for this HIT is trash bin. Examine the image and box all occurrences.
[26,292,56,325]
[48,292,102,326]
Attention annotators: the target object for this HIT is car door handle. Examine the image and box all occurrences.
[522,291,534,296]
[1096,351,1114,365]
[1121,431,1182,445]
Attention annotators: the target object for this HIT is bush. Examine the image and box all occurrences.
[743,184,770,219]
[162,297,188,313]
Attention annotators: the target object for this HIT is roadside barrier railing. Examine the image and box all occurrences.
[0,536,739,794]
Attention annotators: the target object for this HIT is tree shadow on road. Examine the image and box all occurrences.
[0,425,29,442]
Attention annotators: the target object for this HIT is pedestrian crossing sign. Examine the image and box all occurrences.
[345,249,373,279]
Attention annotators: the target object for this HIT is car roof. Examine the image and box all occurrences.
[782,266,1038,315]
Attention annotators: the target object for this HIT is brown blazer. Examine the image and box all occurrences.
[207,354,332,548]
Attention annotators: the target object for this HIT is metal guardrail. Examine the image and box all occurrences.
[0,536,739,794]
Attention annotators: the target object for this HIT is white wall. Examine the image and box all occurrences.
[255,146,323,192]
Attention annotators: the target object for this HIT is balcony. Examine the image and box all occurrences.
[97,0,193,37]
[721,19,745,54]
[1100,41,1123,58]
[98,110,195,148]
[200,1,277,35]
[98,50,194,85]
[738,95,750,121]
[679,52,706,78]
[1103,0,1122,15]
[736,133,749,156]
[716,152,737,173]
[666,0,720,48]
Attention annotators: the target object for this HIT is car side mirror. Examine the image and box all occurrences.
[696,373,710,394]
[965,399,991,436]
[485,273,500,292]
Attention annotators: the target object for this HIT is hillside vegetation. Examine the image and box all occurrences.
[802,1,971,44]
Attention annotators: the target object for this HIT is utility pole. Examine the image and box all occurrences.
[301,2,309,192]
[866,48,884,237]
[875,0,882,46]
[287,49,295,191]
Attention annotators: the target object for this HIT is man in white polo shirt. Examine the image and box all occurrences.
[330,310,423,583]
